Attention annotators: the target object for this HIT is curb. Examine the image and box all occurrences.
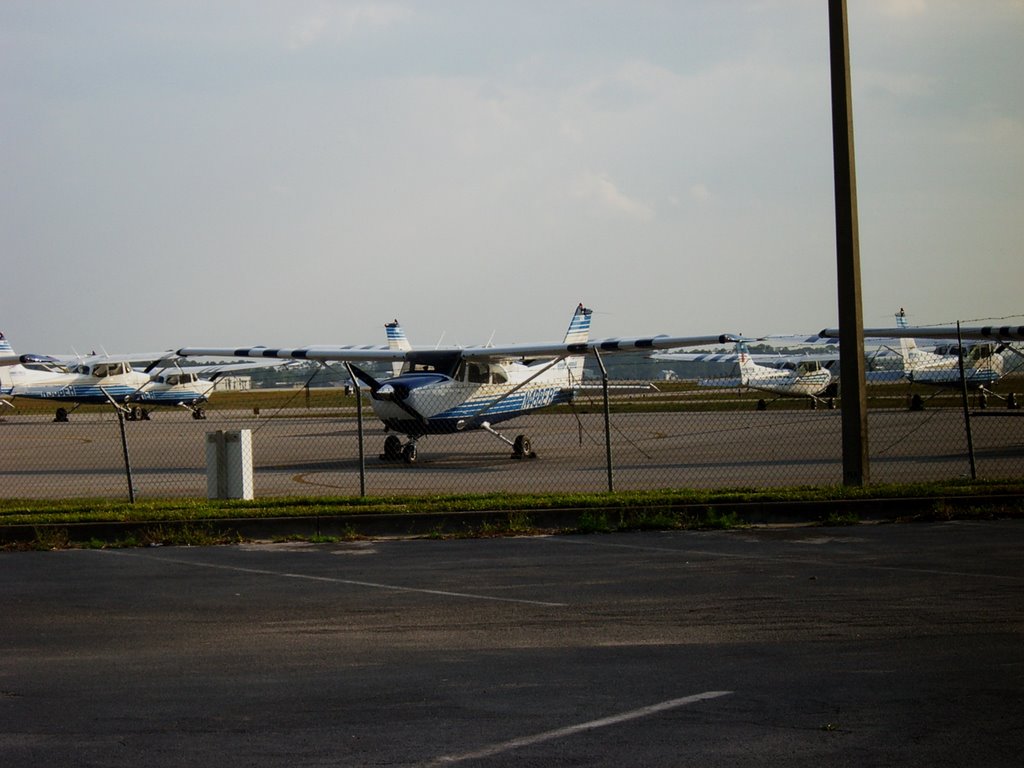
[2,494,1022,546]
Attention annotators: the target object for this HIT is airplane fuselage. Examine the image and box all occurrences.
[7,364,211,408]
[743,366,834,399]
[902,345,1003,388]
[369,357,580,437]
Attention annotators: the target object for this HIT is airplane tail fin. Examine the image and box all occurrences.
[563,303,593,346]
[735,341,756,386]
[895,308,917,368]
[385,319,411,376]
[563,304,593,383]
[385,320,411,352]
[0,331,15,394]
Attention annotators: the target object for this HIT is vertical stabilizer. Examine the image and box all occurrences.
[735,341,756,386]
[563,304,593,382]
[895,308,918,371]
[0,331,15,394]
[563,304,593,345]
[385,319,411,376]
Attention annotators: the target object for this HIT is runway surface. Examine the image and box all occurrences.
[2,406,1023,498]
[2,520,1022,766]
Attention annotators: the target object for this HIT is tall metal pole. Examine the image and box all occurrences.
[829,0,869,485]
[344,363,366,497]
[116,409,136,503]
[955,322,978,480]
[593,349,614,493]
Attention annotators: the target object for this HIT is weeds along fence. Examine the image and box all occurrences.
[1,370,1022,502]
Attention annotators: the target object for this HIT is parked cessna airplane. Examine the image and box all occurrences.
[177,304,737,463]
[652,341,835,409]
[819,311,1024,407]
[0,332,16,409]
[820,310,1018,390]
[0,334,277,421]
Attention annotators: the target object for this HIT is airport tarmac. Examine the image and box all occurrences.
[2,520,1022,766]
[2,407,1022,499]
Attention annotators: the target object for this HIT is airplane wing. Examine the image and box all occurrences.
[145,356,299,376]
[650,350,739,364]
[177,334,739,364]
[819,325,1024,342]
[45,351,178,366]
[653,350,841,367]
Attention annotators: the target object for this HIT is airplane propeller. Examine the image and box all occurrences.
[348,364,428,426]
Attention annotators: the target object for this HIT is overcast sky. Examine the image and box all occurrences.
[2,0,1022,353]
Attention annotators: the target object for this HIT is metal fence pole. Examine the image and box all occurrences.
[956,322,978,480]
[593,349,614,493]
[116,409,136,503]
[345,363,366,496]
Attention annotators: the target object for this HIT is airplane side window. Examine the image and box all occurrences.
[468,363,488,384]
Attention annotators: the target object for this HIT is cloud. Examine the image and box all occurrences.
[689,183,711,202]
[569,172,655,221]
[872,0,928,18]
[287,2,413,49]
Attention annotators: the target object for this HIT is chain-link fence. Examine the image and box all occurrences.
[2,361,1022,501]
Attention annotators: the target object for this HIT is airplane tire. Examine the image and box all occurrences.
[54,407,69,423]
[756,399,767,411]
[402,443,417,464]
[192,408,206,420]
[383,435,402,461]
[513,434,531,458]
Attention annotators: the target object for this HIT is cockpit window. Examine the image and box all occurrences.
[456,360,509,385]
[398,351,461,377]
[92,362,130,377]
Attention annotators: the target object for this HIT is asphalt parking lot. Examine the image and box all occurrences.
[2,520,1022,766]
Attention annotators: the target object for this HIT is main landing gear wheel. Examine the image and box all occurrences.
[402,443,418,464]
[54,407,69,423]
[382,435,402,461]
[192,408,207,420]
[512,434,535,460]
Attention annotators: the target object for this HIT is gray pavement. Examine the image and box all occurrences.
[4,407,1023,499]
[2,520,1022,766]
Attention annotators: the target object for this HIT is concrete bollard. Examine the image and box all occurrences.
[206,429,254,500]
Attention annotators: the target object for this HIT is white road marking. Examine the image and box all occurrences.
[423,690,733,765]
[100,550,567,607]
[545,535,1024,581]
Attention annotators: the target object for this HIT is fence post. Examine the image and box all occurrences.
[116,408,136,503]
[593,349,614,493]
[345,363,366,496]
[829,0,870,486]
[956,322,978,480]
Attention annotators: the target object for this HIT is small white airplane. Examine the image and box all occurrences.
[0,332,17,410]
[821,309,1017,388]
[0,333,277,421]
[177,303,737,463]
[652,340,835,409]
[819,310,1024,406]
